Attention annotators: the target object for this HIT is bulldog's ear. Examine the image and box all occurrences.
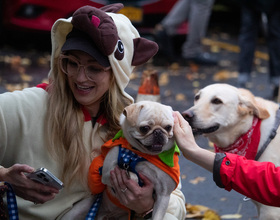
[132,38,159,66]
[123,103,144,126]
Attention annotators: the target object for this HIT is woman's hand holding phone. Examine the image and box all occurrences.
[0,164,60,204]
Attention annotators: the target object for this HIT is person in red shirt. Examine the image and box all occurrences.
[173,111,280,207]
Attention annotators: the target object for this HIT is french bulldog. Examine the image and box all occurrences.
[98,101,180,220]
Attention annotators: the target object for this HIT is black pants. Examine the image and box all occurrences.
[238,5,280,85]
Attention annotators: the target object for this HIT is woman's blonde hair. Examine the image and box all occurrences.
[46,57,132,187]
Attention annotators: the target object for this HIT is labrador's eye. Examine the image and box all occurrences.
[165,125,172,132]
[140,126,150,134]
[212,98,223,104]
[194,94,200,101]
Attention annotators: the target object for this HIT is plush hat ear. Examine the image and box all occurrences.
[132,38,159,66]
[100,3,124,12]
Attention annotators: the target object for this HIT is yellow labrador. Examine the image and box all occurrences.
[182,83,280,220]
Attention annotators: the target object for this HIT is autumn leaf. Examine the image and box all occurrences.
[181,174,187,180]
[220,214,242,219]
[203,210,221,220]
[213,70,231,81]
[41,78,49,84]
[5,83,29,92]
[21,58,31,66]
[192,81,200,88]
[37,56,50,66]
[189,63,199,73]
[20,73,33,82]
[189,176,206,185]
[129,72,139,80]
[10,56,22,66]
[186,73,194,81]
[176,93,186,101]
[163,89,172,97]
[185,203,221,220]
[159,72,169,86]
[169,62,180,71]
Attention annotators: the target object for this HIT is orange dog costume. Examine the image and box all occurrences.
[88,130,180,213]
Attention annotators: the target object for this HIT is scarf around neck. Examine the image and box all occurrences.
[214,117,261,160]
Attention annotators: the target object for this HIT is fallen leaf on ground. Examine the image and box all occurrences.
[21,58,31,66]
[181,174,187,180]
[129,72,139,80]
[37,56,50,66]
[185,203,221,220]
[203,210,221,220]
[5,83,29,92]
[220,214,242,219]
[189,176,206,184]
[189,63,199,72]
[159,72,169,86]
[164,89,172,97]
[169,62,180,71]
[213,70,231,81]
[20,73,33,82]
[10,56,21,66]
[41,78,49,84]
[192,81,200,88]
[176,93,186,101]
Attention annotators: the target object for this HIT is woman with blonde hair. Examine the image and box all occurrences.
[0,4,186,219]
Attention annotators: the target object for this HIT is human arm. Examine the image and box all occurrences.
[0,90,59,204]
[173,111,280,207]
[214,153,280,207]
[0,164,59,204]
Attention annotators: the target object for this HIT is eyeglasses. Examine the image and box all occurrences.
[59,54,111,81]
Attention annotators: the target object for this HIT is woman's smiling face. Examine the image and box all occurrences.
[64,50,112,116]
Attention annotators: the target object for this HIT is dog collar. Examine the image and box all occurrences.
[214,117,261,160]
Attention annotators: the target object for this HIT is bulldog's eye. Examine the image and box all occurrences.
[139,126,150,134]
[194,94,200,101]
[212,98,223,105]
[165,125,172,132]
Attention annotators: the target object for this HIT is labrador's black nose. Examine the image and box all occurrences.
[181,110,194,122]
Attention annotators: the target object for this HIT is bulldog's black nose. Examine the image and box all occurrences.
[153,129,164,143]
[181,110,194,121]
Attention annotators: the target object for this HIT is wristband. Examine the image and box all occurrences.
[138,208,153,219]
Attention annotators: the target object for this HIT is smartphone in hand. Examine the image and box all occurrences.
[27,168,64,190]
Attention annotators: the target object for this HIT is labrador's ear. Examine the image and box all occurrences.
[238,88,270,119]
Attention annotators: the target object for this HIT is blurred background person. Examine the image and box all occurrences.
[237,0,280,100]
[154,0,218,65]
